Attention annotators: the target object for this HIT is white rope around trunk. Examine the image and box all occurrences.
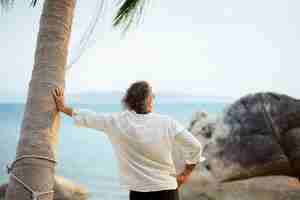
[6,155,57,200]
[10,174,54,200]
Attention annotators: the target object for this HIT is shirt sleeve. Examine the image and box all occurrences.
[72,109,116,135]
[170,119,206,164]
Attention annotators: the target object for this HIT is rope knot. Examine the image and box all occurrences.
[6,163,12,174]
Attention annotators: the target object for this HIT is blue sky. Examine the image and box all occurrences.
[1,0,300,100]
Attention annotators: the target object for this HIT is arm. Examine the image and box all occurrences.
[171,119,205,188]
[51,87,115,134]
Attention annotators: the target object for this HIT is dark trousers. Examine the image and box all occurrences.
[129,189,179,200]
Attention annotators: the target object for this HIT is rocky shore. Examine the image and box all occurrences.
[174,92,300,200]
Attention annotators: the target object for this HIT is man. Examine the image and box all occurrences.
[52,81,205,200]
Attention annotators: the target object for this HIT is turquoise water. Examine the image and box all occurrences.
[0,103,225,200]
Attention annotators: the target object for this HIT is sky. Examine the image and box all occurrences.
[0,0,300,101]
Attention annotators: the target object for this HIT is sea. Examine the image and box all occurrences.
[0,102,225,200]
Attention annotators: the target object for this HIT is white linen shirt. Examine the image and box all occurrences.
[72,109,204,192]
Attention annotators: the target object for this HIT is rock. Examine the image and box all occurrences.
[174,151,300,200]
[0,184,7,200]
[202,92,300,181]
[187,110,215,146]
[180,175,300,200]
[54,176,89,200]
[172,94,300,199]
[0,176,89,200]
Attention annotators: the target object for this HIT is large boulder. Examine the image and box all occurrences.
[172,93,300,199]
[202,92,300,182]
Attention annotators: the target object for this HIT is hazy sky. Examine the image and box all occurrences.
[1,0,300,100]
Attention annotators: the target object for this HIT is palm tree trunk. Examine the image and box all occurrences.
[5,0,75,199]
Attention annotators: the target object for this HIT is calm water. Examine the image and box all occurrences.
[0,102,225,200]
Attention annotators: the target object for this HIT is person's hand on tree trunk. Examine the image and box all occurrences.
[51,87,66,112]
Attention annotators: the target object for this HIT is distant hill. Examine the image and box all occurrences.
[66,91,123,104]
[66,91,234,104]
[0,91,234,104]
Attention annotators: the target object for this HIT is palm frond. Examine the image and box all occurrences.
[30,0,38,7]
[0,0,38,10]
[113,0,147,30]
[0,0,14,10]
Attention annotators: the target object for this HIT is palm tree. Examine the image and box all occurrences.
[0,0,146,200]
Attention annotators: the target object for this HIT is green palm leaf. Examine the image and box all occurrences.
[1,0,148,30]
[0,0,37,9]
[113,0,147,29]
[30,0,37,7]
[0,0,14,9]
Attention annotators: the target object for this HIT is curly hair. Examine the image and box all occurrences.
[122,81,152,114]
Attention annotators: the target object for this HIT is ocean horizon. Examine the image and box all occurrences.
[0,102,225,200]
